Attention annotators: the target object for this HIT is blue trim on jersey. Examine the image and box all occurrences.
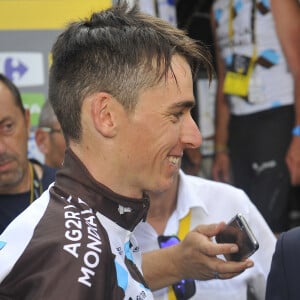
[214,8,223,23]
[0,241,6,250]
[234,0,243,14]
[260,49,280,65]
[124,241,134,262]
[115,261,129,291]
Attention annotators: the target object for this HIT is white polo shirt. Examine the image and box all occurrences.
[134,170,276,300]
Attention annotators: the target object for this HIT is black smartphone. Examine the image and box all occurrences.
[215,213,259,261]
[157,235,196,299]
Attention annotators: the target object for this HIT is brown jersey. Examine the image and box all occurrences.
[0,149,153,300]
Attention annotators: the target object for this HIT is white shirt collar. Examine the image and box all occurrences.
[174,169,209,220]
[163,170,209,235]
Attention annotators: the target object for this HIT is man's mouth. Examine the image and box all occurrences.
[167,156,180,165]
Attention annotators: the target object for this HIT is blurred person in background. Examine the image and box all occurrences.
[211,0,299,235]
[0,74,56,234]
[35,100,66,168]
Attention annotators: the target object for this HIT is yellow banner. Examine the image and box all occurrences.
[0,0,112,30]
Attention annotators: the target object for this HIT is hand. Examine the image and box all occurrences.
[212,152,231,183]
[171,222,254,281]
[142,222,254,291]
[286,137,300,185]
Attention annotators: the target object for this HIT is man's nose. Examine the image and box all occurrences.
[0,136,8,155]
[180,116,202,149]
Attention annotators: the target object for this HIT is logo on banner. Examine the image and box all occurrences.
[5,58,28,81]
[0,52,44,87]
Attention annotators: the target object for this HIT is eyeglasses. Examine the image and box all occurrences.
[157,235,196,300]
[39,127,62,134]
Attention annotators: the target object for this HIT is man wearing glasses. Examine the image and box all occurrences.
[35,100,66,168]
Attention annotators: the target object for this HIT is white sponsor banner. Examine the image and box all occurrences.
[157,0,177,26]
[139,0,156,16]
[0,52,44,87]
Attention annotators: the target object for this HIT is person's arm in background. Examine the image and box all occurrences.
[210,8,231,183]
[182,148,202,176]
[142,222,254,291]
[271,0,300,185]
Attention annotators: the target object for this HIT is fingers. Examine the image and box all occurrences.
[192,225,254,279]
[193,222,226,238]
[214,260,254,280]
[212,153,230,182]
[286,139,300,185]
[206,257,254,280]
[193,223,240,257]
[189,254,254,281]
[178,224,255,282]
[287,160,300,185]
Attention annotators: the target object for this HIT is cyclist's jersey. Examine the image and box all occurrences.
[0,149,153,300]
[213,0,293,115]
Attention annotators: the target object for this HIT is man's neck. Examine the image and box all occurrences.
[146,176,179,235]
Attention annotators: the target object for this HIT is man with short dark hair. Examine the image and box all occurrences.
[0,74,56,234]
[0,4,252,299]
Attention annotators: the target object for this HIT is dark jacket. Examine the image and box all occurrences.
[266,227,300,300]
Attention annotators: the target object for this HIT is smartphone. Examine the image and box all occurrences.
[157,235,196,299]
[215,213,259,261]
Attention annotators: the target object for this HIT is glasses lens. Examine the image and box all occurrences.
[173,278,196,300]
[40,127,62,134]
[158,236,179,248]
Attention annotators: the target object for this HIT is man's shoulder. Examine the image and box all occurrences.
[182,171,246,196]
[42,164,57,178]
[280,226,300,249]
[41,164,57,187]
[29,159,57,186]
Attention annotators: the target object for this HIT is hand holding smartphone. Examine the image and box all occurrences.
[215,213,259,261]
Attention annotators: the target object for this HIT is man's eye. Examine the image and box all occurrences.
[173,111,184,119]
[2,122,14,134]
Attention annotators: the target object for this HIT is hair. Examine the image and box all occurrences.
[38,100,58,128]
[49,2,214,143]
[0,73,25,115]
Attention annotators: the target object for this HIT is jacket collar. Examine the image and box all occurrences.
[54,148,150,231]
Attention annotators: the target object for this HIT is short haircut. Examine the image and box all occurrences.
[0,73,25,115]
[49,2,213,143]
[38,100,58,128]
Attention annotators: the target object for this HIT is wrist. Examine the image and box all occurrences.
[292,125,300,137]
[215,143,228,154]
[169,244,185,282]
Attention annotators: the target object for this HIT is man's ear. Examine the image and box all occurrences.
[24,108,31,136]
[91,92,117,138]
[35,129,49,155]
